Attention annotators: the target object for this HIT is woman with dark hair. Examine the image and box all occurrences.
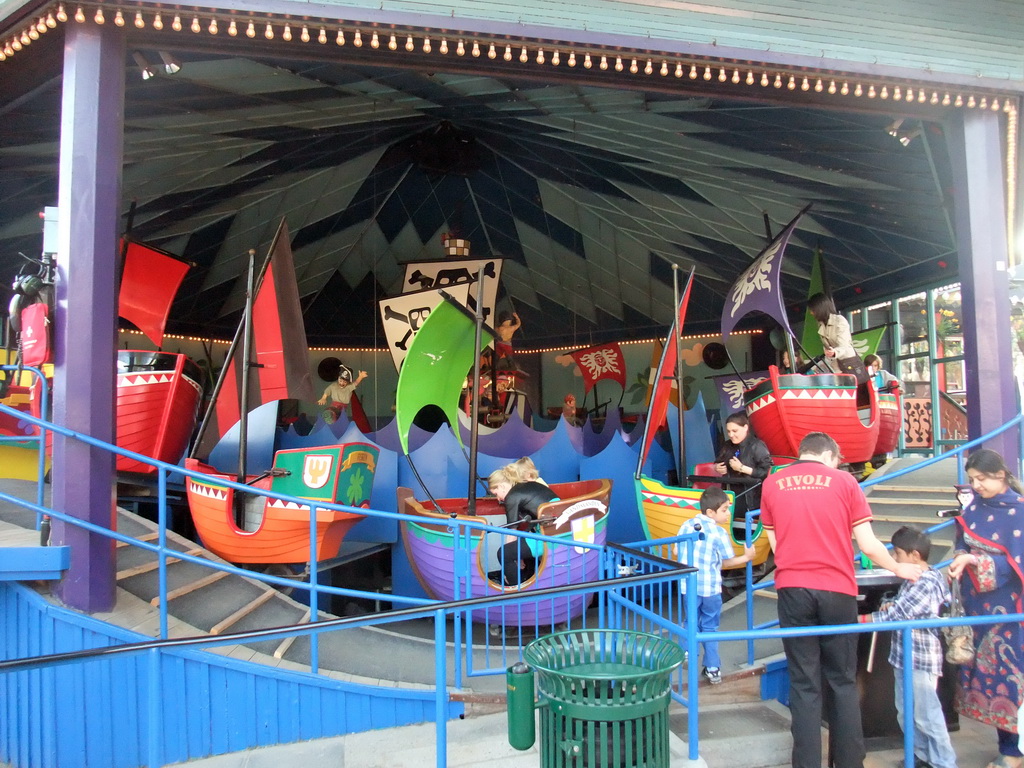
[947,448,1024,768]
[808,292,855,375]
[712,412,773,518]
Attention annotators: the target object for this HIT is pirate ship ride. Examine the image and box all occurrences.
[718,204,901,469]
[393,290,611,623]
[182,220,378,565]
[633,268,772,568]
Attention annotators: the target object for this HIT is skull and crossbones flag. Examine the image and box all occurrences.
[570,343,627,393]
[379,282,472,370]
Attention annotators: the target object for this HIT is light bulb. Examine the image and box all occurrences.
[718,68,726,82]
[422,37,430,52]
[942,93,951,106]
[439,37,448,54]
[661,61,669,76]
[95,8,105,24]
[503,45,511,61]
[192,17,201,33]
[774,74,782,88]
[334,29,343,45]
[732,70,740,83]
[46,12,57,28]
[568,51,576,67]
[301,26,309,42]
[615,56,623,72]
[631,58,640,74]
[918,89,926,103]
[880,85,888,99]
[388,34,397,50]
[703,66,711,80]
[814,78,823,92]
[954,94,963,107]
[208,18,218,34]
[827,80,837,94]
[353,30,362,46]
[407,36,415,51]
[471,41,479,57]
[172,14,183,31]
[152,12,162,29]
[264,22,273,39]
[761,73,769,87]
[930,92,939,105]
[788,76,796,90]
[519,46,527,63]
[599,55,608,70]
[746,71,754,85]
[282,24,291,41]
[228,20,236,36]
[74,6,85,22]
[488,43,496,59]
[893,86,902,101]
[801,77,809,91]
[56,5,67,22]
[246,21,255,37]
[456,39,464,55]
[370,31,379,48]
[114,10,124,26]
[689,65,697,79]
[675,63,683,78]
[867,84,876,98]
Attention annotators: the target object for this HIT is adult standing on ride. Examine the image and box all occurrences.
[808,292,856,374]
[712,412,773,519]
[947,449,1024,768]
[760,431,922,768]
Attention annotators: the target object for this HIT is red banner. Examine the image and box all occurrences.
[118,240,190,346]
[570,343,627,393]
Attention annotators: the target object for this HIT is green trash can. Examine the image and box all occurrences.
[523,629,684,768]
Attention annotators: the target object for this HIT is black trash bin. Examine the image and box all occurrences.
[852,568,958,749]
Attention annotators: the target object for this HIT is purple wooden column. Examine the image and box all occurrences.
[947,111,1019,466]
[52,22,125,612]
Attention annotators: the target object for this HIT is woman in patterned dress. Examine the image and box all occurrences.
[948,449,1024,768]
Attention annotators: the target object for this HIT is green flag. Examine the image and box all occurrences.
[852,324,888,359]
[801,246,826,357]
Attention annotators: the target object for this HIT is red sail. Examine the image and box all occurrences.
[199,220,314,458]
[636,270,694,473]
[118,240,190,346]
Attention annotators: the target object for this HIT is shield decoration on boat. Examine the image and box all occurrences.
[571,515,596,554]
[302,455,335,490]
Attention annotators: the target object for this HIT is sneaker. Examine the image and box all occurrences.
[702,667,722,685]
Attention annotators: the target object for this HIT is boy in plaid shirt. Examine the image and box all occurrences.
[861,526,957,768]
[676,487,755,685]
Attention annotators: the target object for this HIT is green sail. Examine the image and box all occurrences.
[395,295,494,455]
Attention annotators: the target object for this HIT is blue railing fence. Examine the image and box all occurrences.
[1,374,1021,768]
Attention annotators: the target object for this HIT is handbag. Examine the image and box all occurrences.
[942,577,975,665]
[836,354,870,385]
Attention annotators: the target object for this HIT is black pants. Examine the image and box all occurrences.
[778,587,864,768]
[499,540,536,587]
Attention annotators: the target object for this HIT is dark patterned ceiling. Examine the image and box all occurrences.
[0,34,958,348]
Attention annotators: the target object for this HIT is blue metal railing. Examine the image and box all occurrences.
[3,380,1022,768]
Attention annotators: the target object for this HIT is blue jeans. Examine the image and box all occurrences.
[893,668,957,768]
[692,593,723,669]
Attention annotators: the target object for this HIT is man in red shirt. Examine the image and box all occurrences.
[760,432,921,768]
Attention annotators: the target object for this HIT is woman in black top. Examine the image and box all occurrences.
[488,467,558,586]
[712,412,773,519]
